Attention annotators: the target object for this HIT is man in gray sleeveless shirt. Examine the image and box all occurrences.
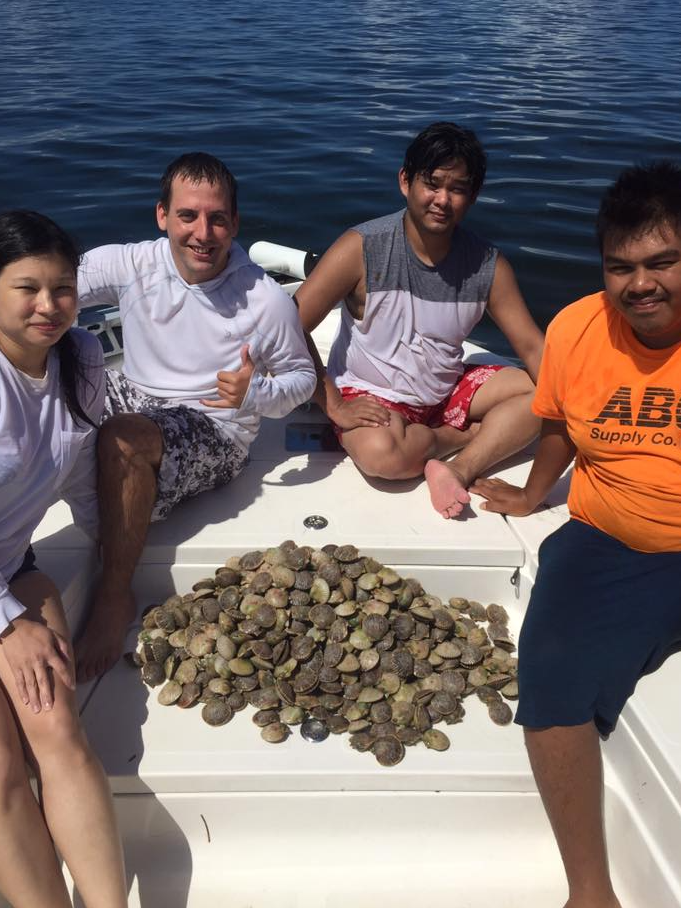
[296,122,544,518]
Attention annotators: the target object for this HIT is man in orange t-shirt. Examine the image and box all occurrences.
[531,288,681,551]
[473,161,681,908]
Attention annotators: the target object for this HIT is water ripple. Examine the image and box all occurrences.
[1,0,680,351]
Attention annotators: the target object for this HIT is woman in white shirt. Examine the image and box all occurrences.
[0,211,126,907]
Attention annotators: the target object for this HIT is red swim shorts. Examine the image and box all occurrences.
[336,363,505,436]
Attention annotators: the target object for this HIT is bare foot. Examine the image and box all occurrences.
[563,896,622,908]
[424,459,471,518]
[75,584,136,683]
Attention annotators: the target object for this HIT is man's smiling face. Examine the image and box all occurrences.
[156,176,239,284]
[603,222,681,349]
[399,159,477,237]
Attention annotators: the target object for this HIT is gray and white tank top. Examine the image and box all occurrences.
[327,209,498,406]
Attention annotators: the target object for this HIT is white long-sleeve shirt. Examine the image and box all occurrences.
[78,239,316,455]
[0,330,105,634]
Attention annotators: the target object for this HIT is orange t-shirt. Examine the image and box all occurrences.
[533,291,681,553]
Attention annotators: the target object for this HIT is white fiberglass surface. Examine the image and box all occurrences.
[60,788,679,908]
[622,667,681,814]
[138,453,526,569]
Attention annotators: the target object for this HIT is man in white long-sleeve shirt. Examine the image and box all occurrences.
[75,153,316,681]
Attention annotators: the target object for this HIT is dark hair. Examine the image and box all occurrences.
[596,161,681,252]
[0,210,96,428]
[402,122,487,196]
[159,152,238,215]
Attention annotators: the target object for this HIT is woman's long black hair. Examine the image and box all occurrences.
[0,210,96,428]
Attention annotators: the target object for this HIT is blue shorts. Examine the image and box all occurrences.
[515,519,681,737]
[9,546,38,583]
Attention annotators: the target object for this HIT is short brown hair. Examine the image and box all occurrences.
[159,152,238,215]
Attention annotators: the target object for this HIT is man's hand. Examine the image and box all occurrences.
[327,394,392,430]
[201,344,255,409]
[0,618,75,712]
[470,477,538,517]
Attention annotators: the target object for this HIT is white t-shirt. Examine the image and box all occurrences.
[0,330,105,634]
[78,239,316,454]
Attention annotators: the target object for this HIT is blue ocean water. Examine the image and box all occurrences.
[2,0,680,352]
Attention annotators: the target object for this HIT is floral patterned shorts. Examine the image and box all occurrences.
[104,370,248,521]
[336,364,505,438]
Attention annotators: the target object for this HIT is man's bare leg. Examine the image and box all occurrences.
[340,411,478,480]
[75,413,163,682]
[425,367,539,518]
[525,723,621,908]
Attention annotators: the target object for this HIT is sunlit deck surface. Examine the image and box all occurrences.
[29,347,681,907]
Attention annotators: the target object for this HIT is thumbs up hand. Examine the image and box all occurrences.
[200,344,256,409]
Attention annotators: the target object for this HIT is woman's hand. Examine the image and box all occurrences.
[470,477,539,517]
[0,618,75,712]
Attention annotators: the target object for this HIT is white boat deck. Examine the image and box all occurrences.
[27,291,681,904]
[30,392,681,906]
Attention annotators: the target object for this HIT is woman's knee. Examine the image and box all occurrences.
[23,699,93,770]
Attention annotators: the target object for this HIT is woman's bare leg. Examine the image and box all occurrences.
[2,571,127,908]
[0,687,72,907]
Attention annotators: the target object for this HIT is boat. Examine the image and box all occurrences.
[20,243,681,907]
